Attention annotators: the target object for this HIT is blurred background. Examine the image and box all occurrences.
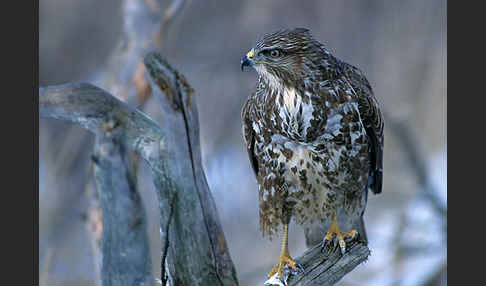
[39,0,447,285]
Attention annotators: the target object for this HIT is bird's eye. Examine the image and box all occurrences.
[269,49,281,58]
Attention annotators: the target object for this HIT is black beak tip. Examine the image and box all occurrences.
[241,56,251,71]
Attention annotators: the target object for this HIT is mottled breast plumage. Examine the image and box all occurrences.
[241,28,383,238]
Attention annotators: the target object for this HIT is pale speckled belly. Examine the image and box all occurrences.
[252,87,370,236]
[260,134,349,225]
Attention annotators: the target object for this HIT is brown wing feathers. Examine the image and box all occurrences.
[341,63,384,194]
[241,97,259,176]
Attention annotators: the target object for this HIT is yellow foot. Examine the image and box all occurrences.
[321,217,358,255]
[267,254,302,279]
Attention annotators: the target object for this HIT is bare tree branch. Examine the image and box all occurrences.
[98,0,159,101]
[143,52,238,285]
[92,126,153,286]
[285,241,370,286]
[39,73,238,285]
[39,83,163,162]
[97,0,187,105]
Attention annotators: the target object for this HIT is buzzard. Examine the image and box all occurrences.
[240,28,384,279]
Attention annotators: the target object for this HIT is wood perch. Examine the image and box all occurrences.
[92,127,153,286]
[39,52,371,285]
[286,241,370,286]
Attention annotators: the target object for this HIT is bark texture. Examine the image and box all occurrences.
[92,129,153,286]
[39,52,370,286]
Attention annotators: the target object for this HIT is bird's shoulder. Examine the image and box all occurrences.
[338,61,384,138]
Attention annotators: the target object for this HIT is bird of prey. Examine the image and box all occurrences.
[240,28,384,279]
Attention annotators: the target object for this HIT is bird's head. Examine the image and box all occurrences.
[241,28,332,88]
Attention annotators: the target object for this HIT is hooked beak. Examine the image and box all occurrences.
[240,49,255,71]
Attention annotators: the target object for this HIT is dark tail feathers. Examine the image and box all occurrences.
[354,215,368,244]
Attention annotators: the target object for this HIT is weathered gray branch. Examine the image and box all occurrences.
[40,52,371,285]
[284,241,370,286]
[143,52,238,285]
[39,53,239,285]
[92,127,153,286]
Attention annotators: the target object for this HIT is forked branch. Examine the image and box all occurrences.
[40,52,370,286]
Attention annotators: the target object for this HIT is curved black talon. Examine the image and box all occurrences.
[320,239,329,253]
[344,235,355,242]
[295,263,305,274]
[339,243,346,255]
